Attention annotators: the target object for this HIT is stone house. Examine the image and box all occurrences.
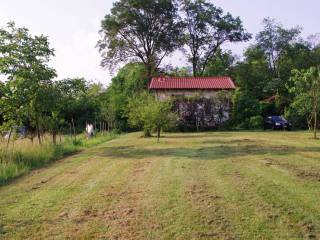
[149,76,236,129]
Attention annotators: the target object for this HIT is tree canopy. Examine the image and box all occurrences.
[287,67,320,138]
[97,0,184,79]
[181,0,251,76]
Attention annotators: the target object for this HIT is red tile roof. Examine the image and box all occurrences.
[149,76,236,90]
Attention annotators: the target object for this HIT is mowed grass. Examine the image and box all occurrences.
[0,131,320,239]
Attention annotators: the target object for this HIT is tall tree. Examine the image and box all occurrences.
[256,18,301,80]
[0,22,56,144]
[56,78,99,134]
[288,67,320,139]
[181,0,251,76]
[97,0,184,80]
[233,45,271,100]
[204,49,235,76]
[100,63,149,131]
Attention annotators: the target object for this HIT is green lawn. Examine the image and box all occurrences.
[1,131,320,239]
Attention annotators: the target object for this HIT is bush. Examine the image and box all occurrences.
[284,106,308,130]
[231,90,261,127]
[249,115,264,129]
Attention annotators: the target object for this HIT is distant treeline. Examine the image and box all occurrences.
[1,0,320,139]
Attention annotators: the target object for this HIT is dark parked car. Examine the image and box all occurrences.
[264,116,292,130]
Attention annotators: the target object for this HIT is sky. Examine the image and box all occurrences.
[0,0,319,86]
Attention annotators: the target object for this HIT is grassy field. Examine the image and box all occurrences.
[0,131,320,239]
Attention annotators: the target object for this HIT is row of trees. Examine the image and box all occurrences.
[97,0,251,79]
[0,21,174,144]
[0,23,108,144]
[232,18,320,133]
[1,0,320,141]
[96,0,252,136]
[97,0,320,137]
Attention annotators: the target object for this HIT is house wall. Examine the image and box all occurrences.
[152,89,233,129]
[154,89,219,101]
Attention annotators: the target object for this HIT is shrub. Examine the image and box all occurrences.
[249,116,264,129]
[231,90,261,127]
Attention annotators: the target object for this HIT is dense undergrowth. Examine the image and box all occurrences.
[0,132,117,185]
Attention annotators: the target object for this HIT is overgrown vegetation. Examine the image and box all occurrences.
[0,132,117,185]
[0,23,118,182]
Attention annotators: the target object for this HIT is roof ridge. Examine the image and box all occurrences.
[152,76,231,78]
[149,76,236,90]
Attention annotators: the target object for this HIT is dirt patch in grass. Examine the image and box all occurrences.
[262,158,320,182]
[185,182,235,239]
[101,193,145,239]
[300,222,317,239]
[93,160,156,239]
[296,170,320,182]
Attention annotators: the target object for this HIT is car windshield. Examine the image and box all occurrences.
[272,116,285,121]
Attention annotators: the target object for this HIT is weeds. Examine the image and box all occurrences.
[0,132,117,185]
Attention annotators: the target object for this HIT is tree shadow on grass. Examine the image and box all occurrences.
[163,133,232,139]
[99,143,320,161]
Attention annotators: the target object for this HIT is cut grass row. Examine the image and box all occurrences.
[0,133,117,185]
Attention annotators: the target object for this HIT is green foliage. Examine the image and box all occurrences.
[284,105,308,130]
[287,67,320,138]
[249,116,264,129]
[0,22,56,136]
[55,78,101,132]
[100,63,149,131]
[256,18,301,80]
[97,0,183,78]
[181,0,251,76]
[127,91,177,140]
[0,21,105,140]
[231,90,261,128]
[230,18,320,129]
[204,50,235,76]
[233,46,271,100]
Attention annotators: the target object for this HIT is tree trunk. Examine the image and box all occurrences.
[52,132,57,145]
[37,129,42,145]
[36,119,42,145]
[314,110,317,139]
[4,127,12,161]
[157,127,161,143]
[71,118,76,141]
[192,57,197,77]
[144,129,151,137]
[307,116,312,131]
[147,64,153,81]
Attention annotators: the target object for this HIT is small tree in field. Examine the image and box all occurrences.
[127,91,176,142]
[288,66,320,139]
